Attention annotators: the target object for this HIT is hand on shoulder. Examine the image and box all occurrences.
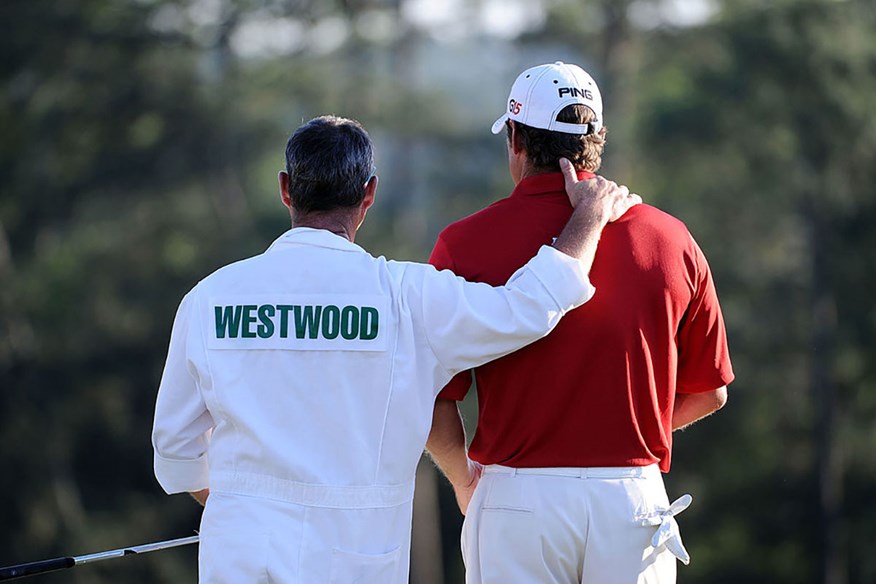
[559,158,641,222]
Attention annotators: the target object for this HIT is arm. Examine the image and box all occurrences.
[672,387,728,430]
[190,489,210,506]
[425,399,482,515]
[152,292,214,497]
[673,235,734,430]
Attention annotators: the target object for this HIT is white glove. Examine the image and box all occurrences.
[639,493,693,565]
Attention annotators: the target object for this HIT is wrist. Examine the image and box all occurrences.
[572,202,609,227]
[446,459,474,486]
[454,459,482,488]
[447,469,472,487]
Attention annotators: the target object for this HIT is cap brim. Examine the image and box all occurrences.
[491,114,509,135]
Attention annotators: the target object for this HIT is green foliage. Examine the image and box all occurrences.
[633,2,876,582]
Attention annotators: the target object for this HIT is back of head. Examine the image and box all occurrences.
[508,105,606,173]
[285,116,374,214]
[492,61,607,173]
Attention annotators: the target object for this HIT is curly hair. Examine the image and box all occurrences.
[507,104,606,173]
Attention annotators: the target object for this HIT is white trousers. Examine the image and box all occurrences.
[198,492,411,583]
[462,465,690,584]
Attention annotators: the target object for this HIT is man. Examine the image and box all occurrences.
[426,62,734,584]
[151,115,637,583]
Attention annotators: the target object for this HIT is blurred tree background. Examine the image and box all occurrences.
[1,0,874,582]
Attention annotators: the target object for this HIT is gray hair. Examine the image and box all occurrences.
[284,116,374,214]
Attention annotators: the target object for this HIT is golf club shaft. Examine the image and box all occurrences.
[0,535,199,581]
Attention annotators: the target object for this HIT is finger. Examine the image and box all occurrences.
[602,179,626,193]
[559,157,578,191]
[609,193,641,222]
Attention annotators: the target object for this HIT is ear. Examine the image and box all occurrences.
[508,121,525,155]
[278,171,293,211]
[362,174,377,214]
[354,175,378,232]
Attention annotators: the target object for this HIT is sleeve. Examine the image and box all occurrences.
[437,371,473,401]
[676,237,735,394]
[151,291,214,494]
[428,234,455,271]
[413,245,596,382]
[429,235,473,401]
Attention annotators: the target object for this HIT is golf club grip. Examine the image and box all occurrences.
[0,557,74,580]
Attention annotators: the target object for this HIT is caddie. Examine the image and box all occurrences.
[151,115,638,583]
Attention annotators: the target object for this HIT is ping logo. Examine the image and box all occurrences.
[558,87,594,100]
[214,304,379,341]
[509,99,523,115]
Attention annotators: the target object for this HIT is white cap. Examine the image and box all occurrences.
[491,61,604,135]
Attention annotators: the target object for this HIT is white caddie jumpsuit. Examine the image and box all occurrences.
[152,227,594,583]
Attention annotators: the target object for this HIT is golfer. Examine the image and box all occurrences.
[151,115,638,583]
[426,62,734,583]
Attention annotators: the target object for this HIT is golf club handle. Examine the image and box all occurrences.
[0,556,74,580]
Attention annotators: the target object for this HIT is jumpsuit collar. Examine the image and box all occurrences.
[265,227,367,255]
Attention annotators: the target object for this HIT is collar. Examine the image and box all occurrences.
[511,170,596,198]
[264,227,367,255]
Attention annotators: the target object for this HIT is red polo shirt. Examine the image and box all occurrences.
[429,172,734,472]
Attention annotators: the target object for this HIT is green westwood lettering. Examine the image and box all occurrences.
[360,306,379,340]
[215,303,380,341]
[294,305,322,339]
[215,305,243,338]
[340,306,360,340]
[241,305,258,338]
[257,305,276,338]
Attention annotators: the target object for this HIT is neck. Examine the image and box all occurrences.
[519,161,591,182]
[518,161,557,182]
[291,212,358,242]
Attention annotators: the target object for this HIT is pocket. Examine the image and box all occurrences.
[328,546,401,584]
[480,474,534,513]
[619,476,670,525]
